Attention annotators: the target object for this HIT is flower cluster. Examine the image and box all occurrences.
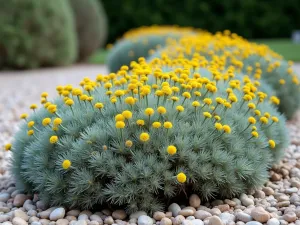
[107,25,204,72]
[149,30,300,118]
[10,32,288,213]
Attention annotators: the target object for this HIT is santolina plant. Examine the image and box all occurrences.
[149,31,300,118]
[106,26,200,72]
[9,55,288,213]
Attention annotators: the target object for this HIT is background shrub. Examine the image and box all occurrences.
[101,0,300,44]
[149,33,300,119]
[107,26,198,72]
[69,0,108,61]
[0,0,77,69]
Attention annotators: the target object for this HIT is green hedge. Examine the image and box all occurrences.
[102,0,300,44]
[0,0,77,69]
[69,0,108,61]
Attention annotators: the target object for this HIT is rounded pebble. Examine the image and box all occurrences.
[49,207,65,221]
[138,215,153,225]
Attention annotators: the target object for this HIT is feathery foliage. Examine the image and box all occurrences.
[10,54,288,213]
[149,31,300,118]
[0,0,77,69]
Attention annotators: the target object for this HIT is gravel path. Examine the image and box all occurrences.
[1,64,300,225]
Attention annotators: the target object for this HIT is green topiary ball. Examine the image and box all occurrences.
[0,0,77,69]
[69,0,108,61]
[10,56,288,213]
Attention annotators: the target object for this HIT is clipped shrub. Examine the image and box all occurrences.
[0,0,77,69]
[10,55,288,212]
[149,32,300,119]
[69,0,108,61]
[107,26,199,72]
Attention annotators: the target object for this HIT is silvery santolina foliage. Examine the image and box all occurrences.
[149,32,300,119]
[9,55,288,213]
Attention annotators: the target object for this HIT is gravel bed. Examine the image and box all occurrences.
[1,64,300,225]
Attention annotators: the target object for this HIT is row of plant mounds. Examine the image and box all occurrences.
[8,50,289,213]
[107,27,300,119]
[0,0,107,69]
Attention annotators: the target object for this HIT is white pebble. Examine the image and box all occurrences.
[138,215,153,225]
[49,207,66,221]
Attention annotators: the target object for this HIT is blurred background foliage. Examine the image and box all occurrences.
[0,0,299,69]
[102,0,300,44]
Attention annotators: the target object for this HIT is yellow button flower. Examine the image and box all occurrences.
[192,101,200,107]
[270,96,280,105]
[136,120,145,126]
[203,112,212,118]
[157,106,167,114]
[215,123,223,131]
[122,110,132,119]
[140,132,150,142]
[243,94,252,101]
[251,131,259,138]
[27,121,35,128]
[50,136,58,144]
[72,88,83,96]
[94,102,104,109]
[177,172,187,183]
[20,113,28,120]
[115,90,125,97]
[30,104,38,110]
[47,104,57,113]
[203,98,212,105]
[167,145,177,155]
[223,125,231,133]
[84,85,94,92]
[27,130,34,136]
[104,82,112,89]
[260,117,268,124]
[145,108,155,116]
[182,92,191,99]
[125,140,133,148]
[194,91,201,96]
[279,79,285,85]
[116,121,125,129]
[269,140,276,148]
[152,122,161,128]
[215,97,224,104]
[5,143,11,151]
[163,121,173,129]
[271,116,279,123]
[254,110,261,116]
[62,160,71,170]
[214,115,221,121]
[53,118,62,126]
[264,112,270,118]
[41,92,48,98]
[248,103,256,109]
[171,96,179,102]
[248,117,256,124]
[176,105,184,112]
[115,114,125,122]
[42,118,51,126]
[125,97,136,105]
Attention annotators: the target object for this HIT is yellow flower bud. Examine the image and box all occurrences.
[167,145,177,155]
[177,172,187,183]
